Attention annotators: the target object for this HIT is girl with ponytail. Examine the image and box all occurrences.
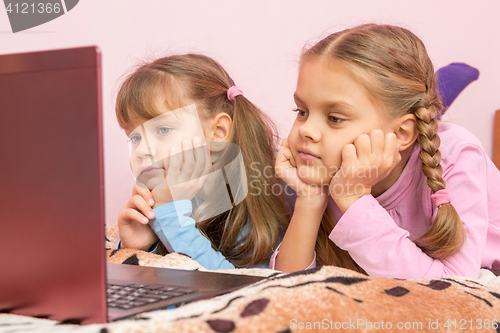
[272,23,500,278]
[115,54,289,269]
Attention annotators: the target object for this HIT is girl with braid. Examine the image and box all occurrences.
[115,54,289,269]
[271,24,500,278]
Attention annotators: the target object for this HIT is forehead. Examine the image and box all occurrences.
[297,60,364,98]
[295,59,386,118]
[124,104,203,135]
[118,73,194,127]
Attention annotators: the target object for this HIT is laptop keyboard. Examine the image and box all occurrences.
[107,282,198,310]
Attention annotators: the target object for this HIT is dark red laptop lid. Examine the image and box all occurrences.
[0,46,107,324]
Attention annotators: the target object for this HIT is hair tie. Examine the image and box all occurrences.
[431,189,451,207]
[227,86,243,103]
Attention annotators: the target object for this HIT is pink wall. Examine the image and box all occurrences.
[2,0,499,225]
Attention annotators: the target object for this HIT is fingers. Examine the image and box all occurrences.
[275,139,287,167]
[340,143,357,167]
[131,194,155,220]
[370,129,384,157]
[276,138,296,168]
[288,148,297,168]
[167,137,212,184]
[281,137,289,148]
[121,194,155,225]
[353,129,385,159]
[202,143,213,176]
[121,208,149,225]
[190,137,211,195]
[167,146,180,181]
[351,129,397,161]
[132,183,155,207]
[180,138,195,180]
[353,134,371,159]
[342,130,401,180]
[191,136,211,178]
[332,129,403,205]
[383,132,401,166]
[161,136,213,203]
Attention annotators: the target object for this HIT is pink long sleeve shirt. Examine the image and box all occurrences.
[270,122,500,279]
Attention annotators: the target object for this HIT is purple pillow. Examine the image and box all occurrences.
[436,62,479,119]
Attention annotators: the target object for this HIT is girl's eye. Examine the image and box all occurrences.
[328,115,344,124]
[157,126,172,135]
[293,108,308,117]
[128,134,141,144]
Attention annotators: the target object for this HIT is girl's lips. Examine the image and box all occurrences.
[141,167,164,176]
[299,151,320,161]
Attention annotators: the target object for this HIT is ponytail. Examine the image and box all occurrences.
[222,94,289,266]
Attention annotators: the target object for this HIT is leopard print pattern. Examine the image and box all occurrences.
[101,224,500,333]
[2,225,498,332]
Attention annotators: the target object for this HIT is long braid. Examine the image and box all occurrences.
[414,106,465,258]
[415,107,444,191]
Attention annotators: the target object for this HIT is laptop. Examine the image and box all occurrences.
[0,46,264,325]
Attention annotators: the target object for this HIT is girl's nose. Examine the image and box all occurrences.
[298,119,321,142]
[136,135,157,160]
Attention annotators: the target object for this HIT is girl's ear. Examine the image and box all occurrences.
[206,112,232,151]
[393,114,419,151]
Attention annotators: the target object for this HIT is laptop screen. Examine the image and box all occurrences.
[0,46,107,324]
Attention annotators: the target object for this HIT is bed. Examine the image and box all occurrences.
[2,224,500,333]
[2,65,500,333]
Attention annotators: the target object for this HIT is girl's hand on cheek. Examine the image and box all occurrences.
[152,136,212,208]
[330,129,401,212]
[118,183,159,250]
[275,138,328,207]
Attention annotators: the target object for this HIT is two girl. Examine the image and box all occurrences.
[116,24,500,279]
[271,24,500,279]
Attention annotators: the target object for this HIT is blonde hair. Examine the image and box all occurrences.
[302,24,465,269]
[116,54,289,267]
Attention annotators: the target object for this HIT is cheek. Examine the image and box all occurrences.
[325,151,342,169]
[181,121,205,138]
[129,159,141,177]
[320,139,343,170]
[156,134,181,155]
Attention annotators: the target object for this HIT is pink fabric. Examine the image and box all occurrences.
[227,86,243,102]
[431,189,451,207]
[268,243,317,271]
[328,122,500,279]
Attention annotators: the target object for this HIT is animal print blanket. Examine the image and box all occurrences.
[2,225,500,333]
